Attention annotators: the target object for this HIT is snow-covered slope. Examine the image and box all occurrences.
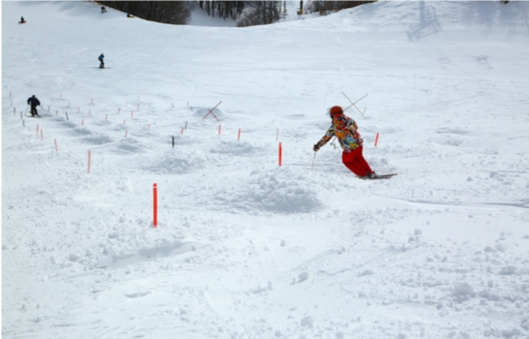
[2,1,529,338]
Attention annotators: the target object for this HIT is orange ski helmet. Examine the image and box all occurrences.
[330,105,343,119]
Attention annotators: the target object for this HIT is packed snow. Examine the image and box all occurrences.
[2,1,529,338]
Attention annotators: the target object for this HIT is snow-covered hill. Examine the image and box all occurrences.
[2,1,529,338]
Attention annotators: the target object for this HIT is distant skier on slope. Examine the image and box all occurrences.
[19,16,26,24]
[98,53,105,68]
[101,6,107,13]
[27,95,41,116]
[313,105,376,179]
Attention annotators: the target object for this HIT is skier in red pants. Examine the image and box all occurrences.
[313,105,375,179]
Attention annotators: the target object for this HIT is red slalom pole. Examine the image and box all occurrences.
[237,128,241,141]
[54,139,58,151]
[218,125,222,135]
[153,183,158,227]
[374,132,380,147]
[279,142,282,167]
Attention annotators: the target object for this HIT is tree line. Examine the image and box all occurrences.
[96,1,376,27]
[96,1,191,25]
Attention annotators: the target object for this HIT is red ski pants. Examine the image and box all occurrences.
[342,146,373,177]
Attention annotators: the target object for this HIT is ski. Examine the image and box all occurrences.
[95,67,111,69]
[360,173,397,180]
[24,114,42,118]
[368,173,397,180]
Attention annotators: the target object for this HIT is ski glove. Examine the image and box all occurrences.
[313,144,320,152]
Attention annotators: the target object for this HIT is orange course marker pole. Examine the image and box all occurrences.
[279,142,283,167]
[153,183,158,227]
[374,132,380,147]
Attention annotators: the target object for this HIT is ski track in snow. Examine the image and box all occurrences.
[2,1,529,339]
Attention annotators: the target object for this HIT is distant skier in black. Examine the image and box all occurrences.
[27,95,41,116]
[98,53,104,68]
[101,6,107,13]
[20,16,26,24]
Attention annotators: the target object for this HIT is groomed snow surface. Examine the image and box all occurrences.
[2,1,529,338]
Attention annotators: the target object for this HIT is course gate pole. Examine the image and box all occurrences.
[153,183,158,227]
[88,150,91,173]
[279,142,283,167]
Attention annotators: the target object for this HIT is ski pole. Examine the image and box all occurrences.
[311,152,317,171]
[342,92,367,116]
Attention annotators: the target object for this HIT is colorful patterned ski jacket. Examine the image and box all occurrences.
[315,114,363,152]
